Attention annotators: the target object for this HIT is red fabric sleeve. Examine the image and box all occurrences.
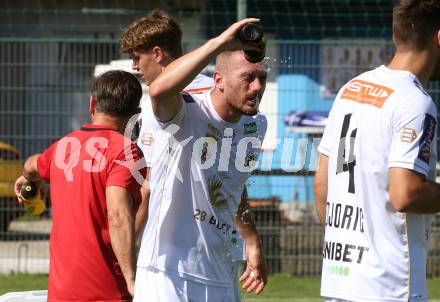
[106,143,146,211]
[37,142,57,181]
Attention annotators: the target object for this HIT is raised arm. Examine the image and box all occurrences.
[149,18,261,122]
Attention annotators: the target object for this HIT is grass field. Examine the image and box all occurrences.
[3,273,440,301]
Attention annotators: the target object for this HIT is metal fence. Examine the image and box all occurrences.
[1,39,440,276]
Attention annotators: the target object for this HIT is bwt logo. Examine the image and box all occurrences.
[342,79,394,108]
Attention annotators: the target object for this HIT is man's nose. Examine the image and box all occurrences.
[251,78,264,93]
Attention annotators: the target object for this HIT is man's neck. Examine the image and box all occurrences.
[210,88,242,123]
[387,49,435,87]
[91,114,127,133]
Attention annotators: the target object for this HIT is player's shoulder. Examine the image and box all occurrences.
[388,78,435,115]
[254,111,267,125]
[364,65,431,100]
[180,90,204,105]
[184,73,214,94]
[336,66,434,111]
[109,132,143,157]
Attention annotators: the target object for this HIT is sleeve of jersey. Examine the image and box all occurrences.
[317,106,336,157]
[106,143,147,210]
[36,142,57,181]
[155,93,188,129]
[137,117,154,168]
[388,95,437,177]
[258,114,268,140]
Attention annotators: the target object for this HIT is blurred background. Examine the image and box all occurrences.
[1,0,440,298]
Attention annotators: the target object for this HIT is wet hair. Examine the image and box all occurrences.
[120,9,183,59]
[91,70,142,118]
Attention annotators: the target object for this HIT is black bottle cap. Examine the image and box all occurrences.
[20,182,38,200]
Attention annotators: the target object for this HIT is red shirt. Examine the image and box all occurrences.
[37,124,146,302]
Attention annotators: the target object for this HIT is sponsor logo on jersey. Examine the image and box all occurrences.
[244,122,258,134]
[208,175,230,209]
[207,123,222,140]
[139,132,154,146]
[418,113,436,164]
[400,127,417,143]
[244,150,259,168]
[200,137,216,164]
[341,79,394,108]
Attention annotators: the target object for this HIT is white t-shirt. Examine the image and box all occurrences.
[318,65,437,302]
[137,89,267,287]
[138,74,214,167]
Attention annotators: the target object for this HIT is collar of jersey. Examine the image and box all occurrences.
[80,124,118,131]
[378,65,417,79]
[205,90,242,129]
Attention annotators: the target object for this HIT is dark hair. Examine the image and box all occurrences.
[393,0,440,50]
[120,9,183,59]
[91,70,142,118]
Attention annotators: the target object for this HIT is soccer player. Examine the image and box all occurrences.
[314,1,440,301]
[133,18,268,301]
[120,10,246,298]
[120,9,214,238]
[14,71,146,301]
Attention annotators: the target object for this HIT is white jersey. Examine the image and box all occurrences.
[137,89,267,287]
[319,65,437,302]
[137,74,246,263]
[138,74,214,167]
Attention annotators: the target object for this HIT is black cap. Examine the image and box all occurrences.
[20,182,38,200]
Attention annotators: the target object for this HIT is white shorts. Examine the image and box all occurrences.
[134,267,239,302]
[232,261,244,302]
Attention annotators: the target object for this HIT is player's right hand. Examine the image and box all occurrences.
[214,18,262,53]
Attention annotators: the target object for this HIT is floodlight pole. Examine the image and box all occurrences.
[237,0,247,20]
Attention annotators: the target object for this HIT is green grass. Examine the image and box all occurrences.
[3,273,440,301]
[241,274,320,300]
[0,273,48,295]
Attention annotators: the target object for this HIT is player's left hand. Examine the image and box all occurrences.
[239,242,268,295]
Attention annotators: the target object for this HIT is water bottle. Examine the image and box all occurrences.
[20,181,46,216]
[238,24,266,63]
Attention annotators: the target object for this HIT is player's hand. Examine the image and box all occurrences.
[214,18,262,53]
[14,176,29,204]
[239,242,268,295]
[14,176,46,204]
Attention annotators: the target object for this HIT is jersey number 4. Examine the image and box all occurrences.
[336,113,357,194]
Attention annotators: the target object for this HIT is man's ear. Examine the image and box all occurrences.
[213,71,224,92]
[152,46,164,63]
[437,28,440,47]
[89,95,96,115]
